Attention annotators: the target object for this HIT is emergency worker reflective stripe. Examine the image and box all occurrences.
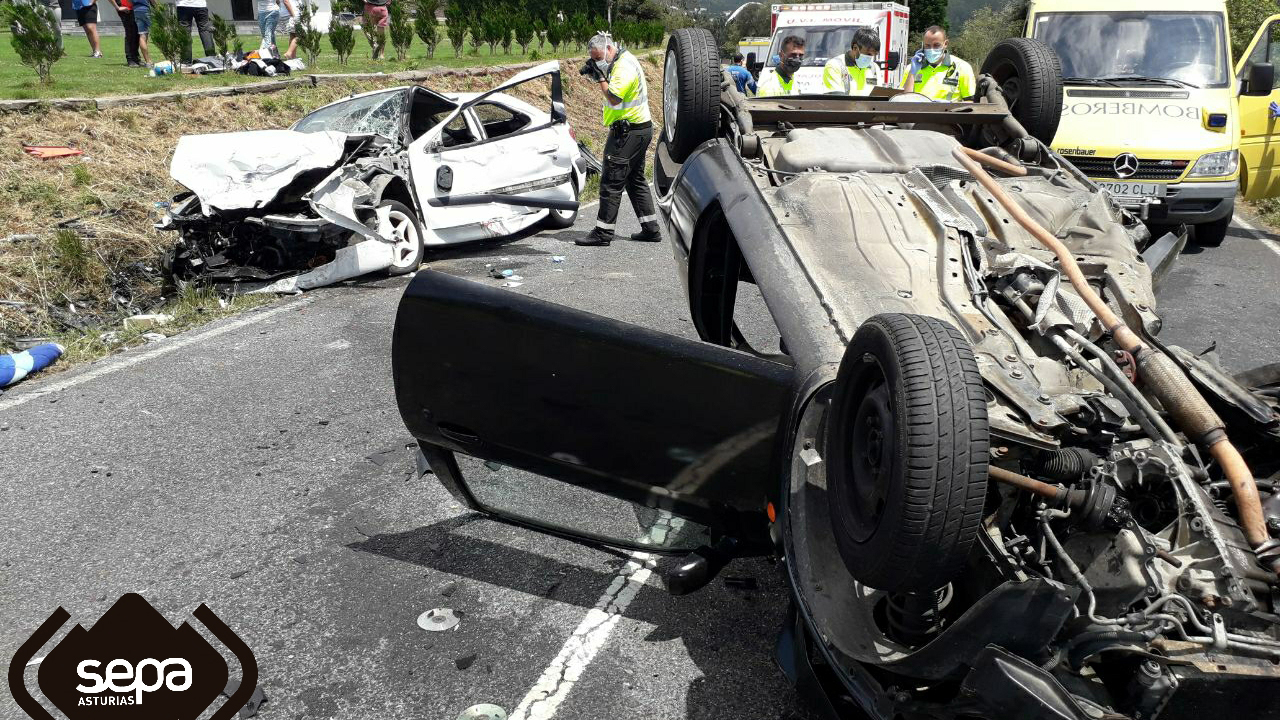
[756,71,798,97]
[821,55,878,95]
[901,56,975,102]
[602,50,650,126]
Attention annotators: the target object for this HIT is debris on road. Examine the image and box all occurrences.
[140,332,166,343]
[454,652,478,671]
[123,313,173,330]
[488,268,516,279]
[551,255,566,263]
[365,446,404,467]
[456,704,507,720]
[502,281,523,288]
[417,608,460,632]
[1,342,64,387]
[438,581,459,598]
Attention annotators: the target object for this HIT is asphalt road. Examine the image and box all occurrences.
[3,204,1280,720]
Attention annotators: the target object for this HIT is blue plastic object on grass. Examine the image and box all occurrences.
[0,343,64,387]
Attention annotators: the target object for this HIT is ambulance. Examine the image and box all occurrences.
[757,2,911,95]
[1027,0,1280,245]
[738,36,771,72]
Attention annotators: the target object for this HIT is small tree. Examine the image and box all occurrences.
[149,2,188,66]
[569,12,588,50]
[363,13,384,58]
[444,2,466,56]
[545,18,562,52]
[513,13,534,54]
[481,14,501,55]
[295,2,324,63]
[2,0,64,85]
[211,13,232,55]
[533,17,546,51]
[388,0,414,60]
[468,17,483,54]
[414,0,439,57]
[497,9,514,54]
[329,13,356,63]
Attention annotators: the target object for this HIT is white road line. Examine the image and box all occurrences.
[1232,213,1280,260]
[510,513,681,720]
[509,550,656,720]
[0,299,309,412]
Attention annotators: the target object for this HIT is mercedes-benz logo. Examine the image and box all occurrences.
[1114,153,1140,179]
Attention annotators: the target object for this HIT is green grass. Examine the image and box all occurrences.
[0,29,593,99]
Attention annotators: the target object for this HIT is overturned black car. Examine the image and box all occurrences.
[392,29,1280,720]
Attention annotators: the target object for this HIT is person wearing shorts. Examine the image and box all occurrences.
[71,0,102,57]
[132,0,151,65]
[281,11,299,60]
[363,0,388,60]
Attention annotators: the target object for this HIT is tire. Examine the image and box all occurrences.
[379,199,425,276]
[663,27,721,163]
[1193,212,1230,247]
[981,38,1064,146]
[825,313,989,593]
[542,178,578,230]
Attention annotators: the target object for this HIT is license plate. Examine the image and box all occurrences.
[1097,181,1167,199]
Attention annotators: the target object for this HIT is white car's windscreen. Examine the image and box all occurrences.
[293,90,409,139]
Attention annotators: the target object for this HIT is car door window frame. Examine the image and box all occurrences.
[424,68,567,152]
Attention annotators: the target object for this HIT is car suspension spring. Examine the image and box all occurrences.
[885,584,953,646]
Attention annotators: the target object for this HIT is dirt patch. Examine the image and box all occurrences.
[0,56,665,363]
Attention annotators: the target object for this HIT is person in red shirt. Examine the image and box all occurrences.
[109,0,142,67]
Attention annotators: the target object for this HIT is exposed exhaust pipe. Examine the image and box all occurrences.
[951,146,1275,570]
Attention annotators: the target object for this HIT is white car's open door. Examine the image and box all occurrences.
[409,61,580,244]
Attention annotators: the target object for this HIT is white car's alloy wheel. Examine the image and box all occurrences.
[388,208,422,270]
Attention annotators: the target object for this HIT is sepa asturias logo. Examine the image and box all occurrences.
[8,593,258,720]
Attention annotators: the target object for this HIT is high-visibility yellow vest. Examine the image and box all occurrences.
[757,71,798,97]
[602,50,650,126]
[822,54,879,95]
[901,55,975,102]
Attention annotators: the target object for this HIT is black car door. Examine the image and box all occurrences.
[392,270,795,552]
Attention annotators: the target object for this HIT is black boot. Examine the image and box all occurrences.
[576,227,613,246]
[629,224,662,242]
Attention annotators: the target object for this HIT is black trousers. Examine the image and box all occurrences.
[120,8,140,63]
[177,5,215,62]
[596,121,656,233]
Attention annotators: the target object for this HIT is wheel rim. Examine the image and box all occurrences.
[1001,76,1022,113]
[387,209,421,269]
[663,49,679,143]
[840,359,894,543]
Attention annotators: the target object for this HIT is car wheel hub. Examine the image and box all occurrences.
[388,210,419,268]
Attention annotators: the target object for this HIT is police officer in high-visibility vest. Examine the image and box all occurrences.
[901,25,975,102]
[822,26,880,96]
[577,34,658,246]
[757,35,806,97]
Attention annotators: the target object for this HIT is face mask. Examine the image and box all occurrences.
[594,59,610,77]
[782,56,803,74]
[924,48,945,64]
[855,53,873,69]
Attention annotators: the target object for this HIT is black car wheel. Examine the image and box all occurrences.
[663,27,721,163]
[981,38,1064,145]
[542,178,578,230]
[826,313,989,593]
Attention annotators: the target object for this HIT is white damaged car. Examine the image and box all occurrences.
[159,62,587,292]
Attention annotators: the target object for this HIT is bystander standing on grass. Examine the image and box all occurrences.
[280,10,299,59]
[363,0,388,59]
[107,0,143,66]
[71,0,103,57]
[133,0,151,65]
[257,0,293,56]
[175,0,216,61]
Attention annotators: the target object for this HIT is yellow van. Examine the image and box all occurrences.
[1026,0,1280,245]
